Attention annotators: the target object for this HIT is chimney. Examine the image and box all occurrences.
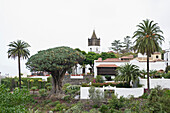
[98,57,102,61]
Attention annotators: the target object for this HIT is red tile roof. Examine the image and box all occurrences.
[96,64,118,67]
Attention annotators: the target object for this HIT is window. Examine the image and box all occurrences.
[156,55,159,58]
[90,48,92,51]
[96,48,98,51]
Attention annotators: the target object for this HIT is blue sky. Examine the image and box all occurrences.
[0,0,170,76]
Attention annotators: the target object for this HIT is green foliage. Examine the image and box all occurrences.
[62,83,71,91]
[88,86,104,106]
[105,75,112,81]
[115,63,140,87]
[65,102,83,113]
[39,89,47,97]
[65,85,80,98]
[99,104,109,113]
[165,65,170,73]
[26,46,85,72]
[95,75,104,83]
[111,40,123,53]
[100,52,116,60]
[108,94,125,110]
[7,40,31,88]
[45,83,52,88]
[0,84,32,112]
[133,19,164,89]
[148,90,162,112]
[1,77,46,90]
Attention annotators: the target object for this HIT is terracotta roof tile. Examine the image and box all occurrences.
[97,64,118,67]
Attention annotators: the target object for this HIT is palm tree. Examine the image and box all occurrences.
[133,19,164,89]
[7,40,30,88]
[114,63,140,87]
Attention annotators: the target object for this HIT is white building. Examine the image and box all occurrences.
[94,53,166,78]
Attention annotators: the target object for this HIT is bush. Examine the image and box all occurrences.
[82,83,90,87]
[99,104,109,113]
[53,103,67,112]
[108,94,125,110]
[95,75,104,83]
[105,75,112,81]
[45,83,52,89]
[65,102,83,113]
[116,82,131,88]
[39,89,47,97]
[0,84,32,112]
[89,86,104,106]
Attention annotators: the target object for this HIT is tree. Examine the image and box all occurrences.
[114,63,140,87]
[7,40,30,88]
[111,40,123,54]
[100,52,116,60]
[84,52,100,73]
[26,46,85,94]
[132,19,164,89]
[122,36,133,53]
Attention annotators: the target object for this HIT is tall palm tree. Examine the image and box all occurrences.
[7,40,30,88]
[133,19,164,89]
[114,63,140,87]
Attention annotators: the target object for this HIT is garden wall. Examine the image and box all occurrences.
[80,87,104,99]
[114,88,144,98]
[140,78,170,89]
[80,87,144,99]
[63,75,93,85]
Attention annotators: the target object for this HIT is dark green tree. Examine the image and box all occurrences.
[100,52,116,60]
[133,19,164,89]
[84,52,100,73]
[7,40,30,88]
[111,40,123,54]
[26,46,85,94]
[114,63,140,87]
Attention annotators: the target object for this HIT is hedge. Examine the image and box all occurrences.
[1,77,50,90]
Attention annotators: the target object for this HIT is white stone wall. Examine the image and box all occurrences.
[80,87,104,99]
[140,78,170,89]
[115,88,144,98]
[80,87,144,99]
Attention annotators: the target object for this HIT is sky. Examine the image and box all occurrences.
[0,0,170,76]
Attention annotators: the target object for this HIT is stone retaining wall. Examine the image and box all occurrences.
[63,75,94,85]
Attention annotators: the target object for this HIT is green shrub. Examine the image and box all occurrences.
[116,82,131,88]
[108,94,125,110]
[39,89,47,97]
[95,75,104,83]
[65,102,83,113]
[105,75,112,81]
[45,83,52,88]
[0,84,32,112]
[99,104,109,113]
[89,86,104,106]
[63,95,71,101]
[82,83,90,87]
[31,86,38,95]
[53,103,67,112]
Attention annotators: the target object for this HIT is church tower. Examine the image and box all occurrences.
[88,30,101,53]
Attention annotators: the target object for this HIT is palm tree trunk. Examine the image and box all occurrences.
[147,55,150,90]
[18,56,21,88]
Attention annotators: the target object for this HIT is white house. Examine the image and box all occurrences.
[94,53,166,78]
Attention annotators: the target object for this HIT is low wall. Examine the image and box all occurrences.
[115,88,144,98]
[80,87,144,99]
[80,87,104,99]
[139,78,170,89]
[63,75,93,85]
